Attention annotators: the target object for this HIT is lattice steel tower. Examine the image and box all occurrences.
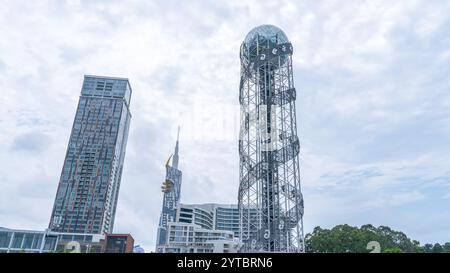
[238,25,304,253]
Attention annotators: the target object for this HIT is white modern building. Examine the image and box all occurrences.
[158,222,239,253]
[176,204,240,238]
[156,203,255,253]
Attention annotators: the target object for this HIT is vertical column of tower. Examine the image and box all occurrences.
[238,25,304,253]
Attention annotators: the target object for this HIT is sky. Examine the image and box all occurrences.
[1,0,450,252]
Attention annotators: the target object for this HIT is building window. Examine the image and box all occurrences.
[12,233,25,248]
[0,232,12,248]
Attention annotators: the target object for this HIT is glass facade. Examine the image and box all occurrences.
[49,75,132,234]
[175,204,246,239]
[215,206,240,238]
[193,208,214,230]
[0,228,105,253]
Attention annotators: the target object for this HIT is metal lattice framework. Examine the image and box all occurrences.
[238,25,304,253]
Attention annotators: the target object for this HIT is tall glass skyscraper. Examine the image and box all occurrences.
[49,75,132,235]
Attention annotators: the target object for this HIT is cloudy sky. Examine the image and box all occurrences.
[1,0,450,251]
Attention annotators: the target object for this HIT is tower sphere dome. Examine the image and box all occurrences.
[241,24,290,70]
[243,24,289,49]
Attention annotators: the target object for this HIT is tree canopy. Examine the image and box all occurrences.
[305,224,448,253]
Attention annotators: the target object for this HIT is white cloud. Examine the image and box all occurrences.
[414,2,450,38]
[1,0,450,251]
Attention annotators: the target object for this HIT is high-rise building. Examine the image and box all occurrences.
[176,204,214,230]
[49,75,132,235]
[238,25,305,252]
[175,203,251,239]
[214,204,243,238]
[156,128,182,251]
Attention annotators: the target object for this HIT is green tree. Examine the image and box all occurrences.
[443,242,450,253]
[431,243,444,253]
[423,243,433,253]
[383,248,403,253]
[305,224,421,253]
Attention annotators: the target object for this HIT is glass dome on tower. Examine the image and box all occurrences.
[243,24,289,48]
[241,24,290,69]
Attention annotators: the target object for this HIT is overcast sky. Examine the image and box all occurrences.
[1,0,450,251]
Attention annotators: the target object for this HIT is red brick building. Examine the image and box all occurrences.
[103,234,134,253]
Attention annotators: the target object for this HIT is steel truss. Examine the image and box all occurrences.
[238,25,304,253]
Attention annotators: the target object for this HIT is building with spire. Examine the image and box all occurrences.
[154,129,240,253]
[155,128,182,252]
